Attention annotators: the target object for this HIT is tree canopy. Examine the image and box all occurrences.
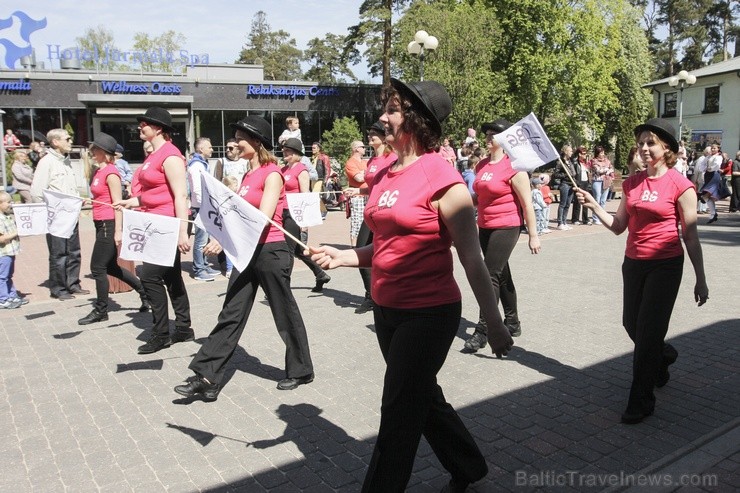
[236,11,302,81]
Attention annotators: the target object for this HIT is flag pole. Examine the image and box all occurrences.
[264,216,311,252]
[95,199,199,225]
[557,158,579,188]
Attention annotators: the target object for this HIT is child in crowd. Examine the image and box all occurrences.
[221,175,240,279]
[531,177,549,235]
[0,192,27,309]
[540,173,553,233]
[278,117,303,150]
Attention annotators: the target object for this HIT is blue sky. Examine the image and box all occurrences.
[1,1,379,81]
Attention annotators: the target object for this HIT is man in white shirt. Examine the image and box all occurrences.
[188,137,220,281]
[693,147,710,213]
[30,128,88,300]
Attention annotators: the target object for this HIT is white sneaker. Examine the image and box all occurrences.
[225,270,232,279]
[541,229,552,234]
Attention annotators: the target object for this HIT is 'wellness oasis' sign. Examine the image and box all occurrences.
[100,80,182,95]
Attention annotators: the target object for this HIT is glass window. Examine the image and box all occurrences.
[703,86,720,114]
[662,92,677,118]
[2,109,34,145]
[222,110,251,142]
[32,109,62,141]
[194,110,223,154]
[61,109,89,146]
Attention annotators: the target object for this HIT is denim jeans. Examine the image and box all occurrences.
[557,183,573,225]
[0,255,18,302]
[592,181,608,209]
[191,208,209,275]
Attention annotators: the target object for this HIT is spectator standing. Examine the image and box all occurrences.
[554,145,576,230]
[345,141,368,246]
[692,147,710,214]
[576,118,708,424]
[570,146,592,225]
[730,151,740,213]
[114,145,133,197]
[699,144,725,223]
[540,173,553,232]
[0,191,26,309]
[589,145,614,225]
[439,137,456,166]
[11,150,34,203]
[214,138,248,184]
[531,177,548,234]
[27,142,43,168]
[188,137,220,281]
[3,129,21,150]
[30,128,88,300]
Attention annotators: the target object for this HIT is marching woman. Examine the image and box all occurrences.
[280,137,331,292]
[175,116,314,401]
[698,144,725,224]
[576,118,708,424]
[115,107,192,354]
[462,119,541,353]
[78,133,150,325]
[311,79,513,493]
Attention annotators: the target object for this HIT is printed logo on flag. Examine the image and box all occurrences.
[285,193,322,228]
[120,209,180,267]
[12,203,47,236]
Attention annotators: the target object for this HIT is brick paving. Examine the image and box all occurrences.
[0,200,738,492]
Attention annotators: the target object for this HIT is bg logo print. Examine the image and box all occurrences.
[206,193,255,231]
[127,222,174,252]
[0,11,47,69]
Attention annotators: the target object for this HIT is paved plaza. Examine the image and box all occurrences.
[0,201,738,492]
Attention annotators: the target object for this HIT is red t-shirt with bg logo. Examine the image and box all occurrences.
[238,163,285,244]
[364,152,463,309]
[90,164,120,221]
[474,154,523,229]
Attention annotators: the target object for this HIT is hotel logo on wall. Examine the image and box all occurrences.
[0,11,47,69]
[246,84,340,101]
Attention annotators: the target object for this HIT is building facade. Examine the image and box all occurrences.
[0,64,382,162]
[643,57,739,157]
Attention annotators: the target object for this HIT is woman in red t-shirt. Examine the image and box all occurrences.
[78,133,149,326]
[175,116,314,401]
[576,118,708,424]
[462,119,541,353]
[116,107,192,355]
[311,79,513,492]
[280,137,330,292]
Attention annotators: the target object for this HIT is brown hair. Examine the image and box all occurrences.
[381,84,439,152]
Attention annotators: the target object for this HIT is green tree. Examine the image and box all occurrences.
[75,26,125,70]
[236,11,302,81]
[344,0,411,84]
[304,34,357,83]
[320,117,363,175]
[132,30,186,73]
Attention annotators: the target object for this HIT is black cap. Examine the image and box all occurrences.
[390,78,452,137]
[88,132,118,155]
[634,118,679,153]
[368,121,386,136]
[136,106,175,133]
[282,137,304,156]
[229,116,274,150]
[481,119,513,135]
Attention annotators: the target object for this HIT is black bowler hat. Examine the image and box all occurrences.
[368,121,386,136]
[481,119,512,135]
[88,132,118,155]
[282,137,304,156]
[390,78,451,137]
[634,118,679,153]
[136,106,175,133]
[230,116,273,150]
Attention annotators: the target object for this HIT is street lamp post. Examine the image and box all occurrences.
[668,70,697,142]
[407,30,438,81]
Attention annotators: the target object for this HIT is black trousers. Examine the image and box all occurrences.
[90,220,143,314]
[730,176,740,211]
[140,251,191,337]
[474,227,520,332]
[282,209,325,279]
[356,221,373,296]
[189,241,313,385]
[46,224,82,297]
[622,255,683,413]
[570,181,591,223]
[362,302,487,492]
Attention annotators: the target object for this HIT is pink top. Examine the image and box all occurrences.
[137,141,185,217]
[364,152,463,309]
[623,168,694,260]
[90,164,120,221]
[280,163,308,194]
[474,155,523,229]
[365,151,398,188]
[238,163,286,244]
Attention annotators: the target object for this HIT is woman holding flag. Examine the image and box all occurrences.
[78,133,150,325]
[462,119,540,353]
[280,137,331,292]
[174,116,314,401]
[115,107,192,355]
[310,79,513,492]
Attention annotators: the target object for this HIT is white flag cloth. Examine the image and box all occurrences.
[285,193,323,228]
[12,203,49,236]
[196,172,269,272]
[493,112,560,172]
[42,190,83,238]
[120,209,180,267]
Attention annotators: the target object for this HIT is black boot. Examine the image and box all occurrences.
[137,290,151,312]
[355,293,375,314]
[311,272,331,293]
[78,309,108,325]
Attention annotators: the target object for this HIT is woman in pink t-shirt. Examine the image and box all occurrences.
[115,107,192,355]
[280,137,330,292]
[311,79,513,492]
[78,133,149,326]
[462,119,541,353]
[175,116,314,401]
[577,118,708,425]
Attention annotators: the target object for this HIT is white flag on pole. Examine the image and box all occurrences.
[12,203,49,236]
[42,190,83,238]
[285,193,322,228]
[120,209,180,267]
[197,172,269,272]
[493,112,560,172]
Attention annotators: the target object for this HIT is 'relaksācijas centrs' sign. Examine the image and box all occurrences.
[246,84,340,101]
[101,80,182,95]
